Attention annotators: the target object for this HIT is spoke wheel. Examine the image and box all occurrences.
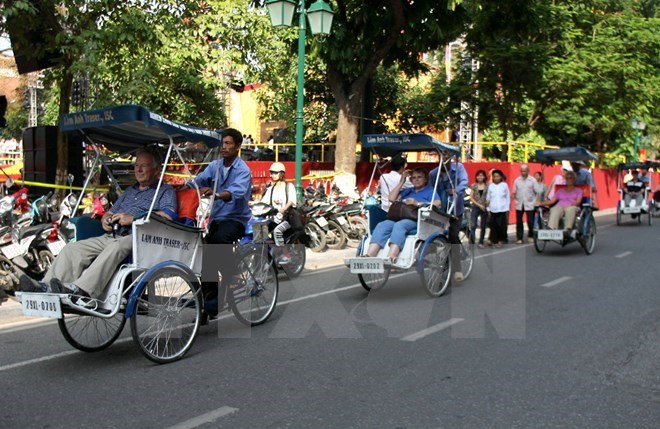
[130,267,202,364]
[59,311,126,353]
[230,246,278,326]
[458,228,474,280]
[325,220,346,249]
[358,267,391,292]
[649,207,653,225]
[304,222,326,253]
[420,236,451,297]
[533,212,547,253]
[35,250,55,279]
[616,207,622,225]
[346,215,367,248]
[281,241,306,278]
[582,216,596,255]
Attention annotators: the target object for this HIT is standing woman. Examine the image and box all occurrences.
[486,169,510,248]
[469,170,489,248]
[261,162,297,263]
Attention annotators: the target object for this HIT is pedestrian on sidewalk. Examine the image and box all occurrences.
[469,169,489,248]
[486,169,510,248]
[513,163,539,244]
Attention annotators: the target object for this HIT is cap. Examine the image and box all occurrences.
[561,161,573,171]
[269,162,286,173]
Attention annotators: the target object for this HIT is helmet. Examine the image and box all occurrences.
[269,162,286,173]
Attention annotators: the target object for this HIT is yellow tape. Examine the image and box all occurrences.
[12,180,108,192]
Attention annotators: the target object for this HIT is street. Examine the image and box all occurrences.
[1,212,659,428]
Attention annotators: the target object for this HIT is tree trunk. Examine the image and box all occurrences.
[595,127,603,167]
[56,65,73,191]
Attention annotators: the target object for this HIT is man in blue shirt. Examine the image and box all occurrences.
[192,128,252,244]
[19,147,177,298]
[571,160,598,206]
[189,128,252,306]
[429,150,469,282]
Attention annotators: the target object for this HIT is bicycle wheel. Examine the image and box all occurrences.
[304,222,326,253]
[616,206,622,225]
[130,266,202,364]
[533,212,546,253]
[458,228,474,280]
[325,220,347,249]
[648,207,653,225]
[230,246,278,326]
[59,310,126,353]
[283,240,306,278]
[346,216,367,248]
[420,235,451,297]
[582,215,596,255]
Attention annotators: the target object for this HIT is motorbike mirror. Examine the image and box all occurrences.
[67,174,74,185]
[4,178,14,189]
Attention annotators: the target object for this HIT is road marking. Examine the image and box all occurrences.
[614,251,633,258]
[541,276,572,288]
[401,318,464,342]
[165,406,239,429]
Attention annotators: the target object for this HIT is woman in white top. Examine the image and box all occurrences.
[261,162,297,263]
[486,169,510,247]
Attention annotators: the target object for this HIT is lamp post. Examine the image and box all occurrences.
[631,117,646,162]
[266,0,334,199]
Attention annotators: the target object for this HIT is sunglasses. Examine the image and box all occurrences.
[269,171,282,175]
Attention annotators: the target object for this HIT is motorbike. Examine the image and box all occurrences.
[0,191,68,292]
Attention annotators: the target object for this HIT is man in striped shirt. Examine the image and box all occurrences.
[19,147,177,299]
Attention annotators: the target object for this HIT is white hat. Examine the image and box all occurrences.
[561,161,573,171]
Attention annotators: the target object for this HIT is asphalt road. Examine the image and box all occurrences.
[1,213,659,429]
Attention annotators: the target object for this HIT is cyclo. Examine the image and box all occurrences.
[15,105,278,364]
[532,147,598,255]
[345,134,474,297]
[615,160,657,226]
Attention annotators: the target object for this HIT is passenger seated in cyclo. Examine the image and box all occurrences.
[18,147,177,299]
[622,178,645,208]
[260,161,298,264]
[363,167,440,264]
[571,160,597,207]
[182,128,251,303]
[540,170,583,230]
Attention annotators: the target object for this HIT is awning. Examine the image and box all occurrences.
[535,147,599,164]
[361,133,461,157]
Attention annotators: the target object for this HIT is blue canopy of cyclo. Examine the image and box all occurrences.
[361,133,461,157]
[535,146,599,164]
[617,160,660,170]
[60,104,222,151]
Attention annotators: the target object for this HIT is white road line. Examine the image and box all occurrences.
[541,276,572,288]
[401,318,464,342]
[165,406,239,429]
[614,251,633,258]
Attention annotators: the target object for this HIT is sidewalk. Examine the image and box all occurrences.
[0,208,616,328]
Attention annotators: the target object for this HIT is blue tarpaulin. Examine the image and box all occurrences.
[60,104,222,150]
[361,133,460,157]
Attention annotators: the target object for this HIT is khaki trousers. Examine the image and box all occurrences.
[549,205,580,230]
[44,234,133,298]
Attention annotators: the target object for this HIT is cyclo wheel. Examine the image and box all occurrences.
[581,215,596,255]
[325,220,347,249]
[420,235,451,297]
[533,211,546,253]
[230,244,279,326]
[458,227,474,280]
[305,222,326,253]
[649,206,653,225]
[130,266,202,364]
[358,268,390,292]
[59,310,126,353]
[616,205,622,225]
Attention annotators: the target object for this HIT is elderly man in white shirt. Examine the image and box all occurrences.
[378,155,413,212]
[513,163,540,244]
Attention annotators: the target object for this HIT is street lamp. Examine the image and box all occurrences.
[631,117,646,162]
[266,0,334,198]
